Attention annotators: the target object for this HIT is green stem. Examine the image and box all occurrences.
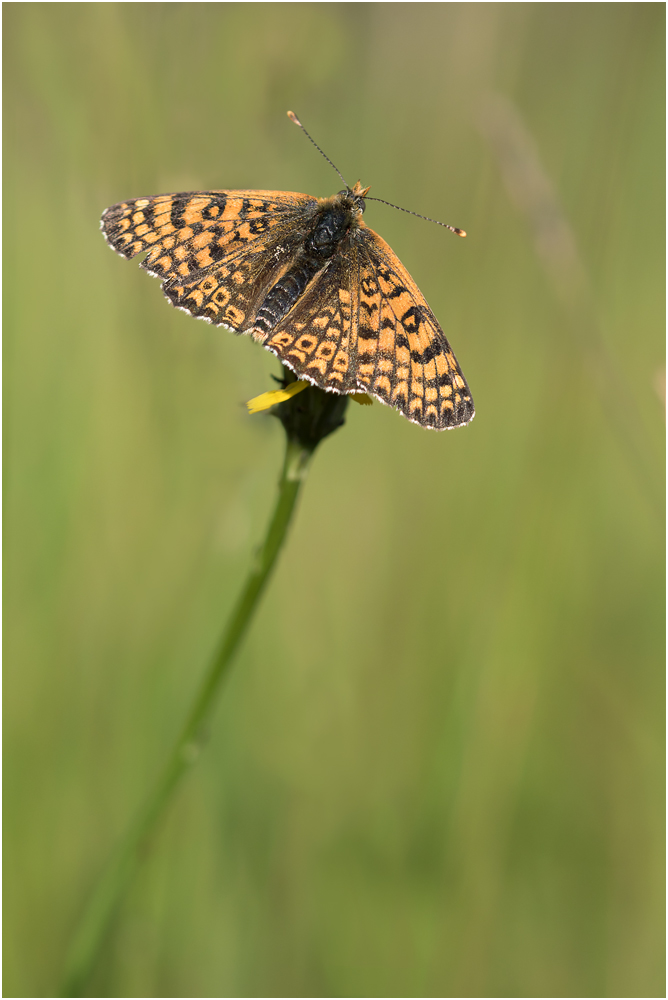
[60,436,313,997]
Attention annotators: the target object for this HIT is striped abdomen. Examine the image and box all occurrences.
[254,203,354,335]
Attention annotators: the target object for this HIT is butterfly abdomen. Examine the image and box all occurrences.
[254,202,355,336]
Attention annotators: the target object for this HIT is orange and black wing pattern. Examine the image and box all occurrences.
[260,253,358,393]
[258,225,474,429]
[101,191,317,331]
[101,186,473,430]
[351,225,474,429]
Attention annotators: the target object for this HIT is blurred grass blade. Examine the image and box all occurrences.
[477,91,663,514]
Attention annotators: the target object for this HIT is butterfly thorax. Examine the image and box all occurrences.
[253,190,366,337]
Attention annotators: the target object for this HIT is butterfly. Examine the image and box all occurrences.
[100,113,474,430]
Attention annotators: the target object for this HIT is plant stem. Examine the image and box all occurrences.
[60,436,313,997]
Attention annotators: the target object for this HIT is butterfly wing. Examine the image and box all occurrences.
[258,223,474,429]
[260,253,359,393]
[353,226,475,429]
[100,191,317,330]
[101,191,474,429]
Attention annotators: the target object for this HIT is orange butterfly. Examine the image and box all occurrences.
[100,112,474,430]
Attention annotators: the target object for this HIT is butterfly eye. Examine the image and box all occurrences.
[356,198,366,213]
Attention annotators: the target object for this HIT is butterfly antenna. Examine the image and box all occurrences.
[365,196,467,237]
[287,111,350,190]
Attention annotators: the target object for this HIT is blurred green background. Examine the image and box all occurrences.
[4,4,664,997]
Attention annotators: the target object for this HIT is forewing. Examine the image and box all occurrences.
[354,225,475,429]
[100,190,317,329]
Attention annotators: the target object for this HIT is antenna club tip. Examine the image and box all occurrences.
[287,111,302,126]
[455,228,467,237]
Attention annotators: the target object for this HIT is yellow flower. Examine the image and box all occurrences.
[247,382,372,414]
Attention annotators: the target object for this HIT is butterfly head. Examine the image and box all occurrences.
[338,180,371,215]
